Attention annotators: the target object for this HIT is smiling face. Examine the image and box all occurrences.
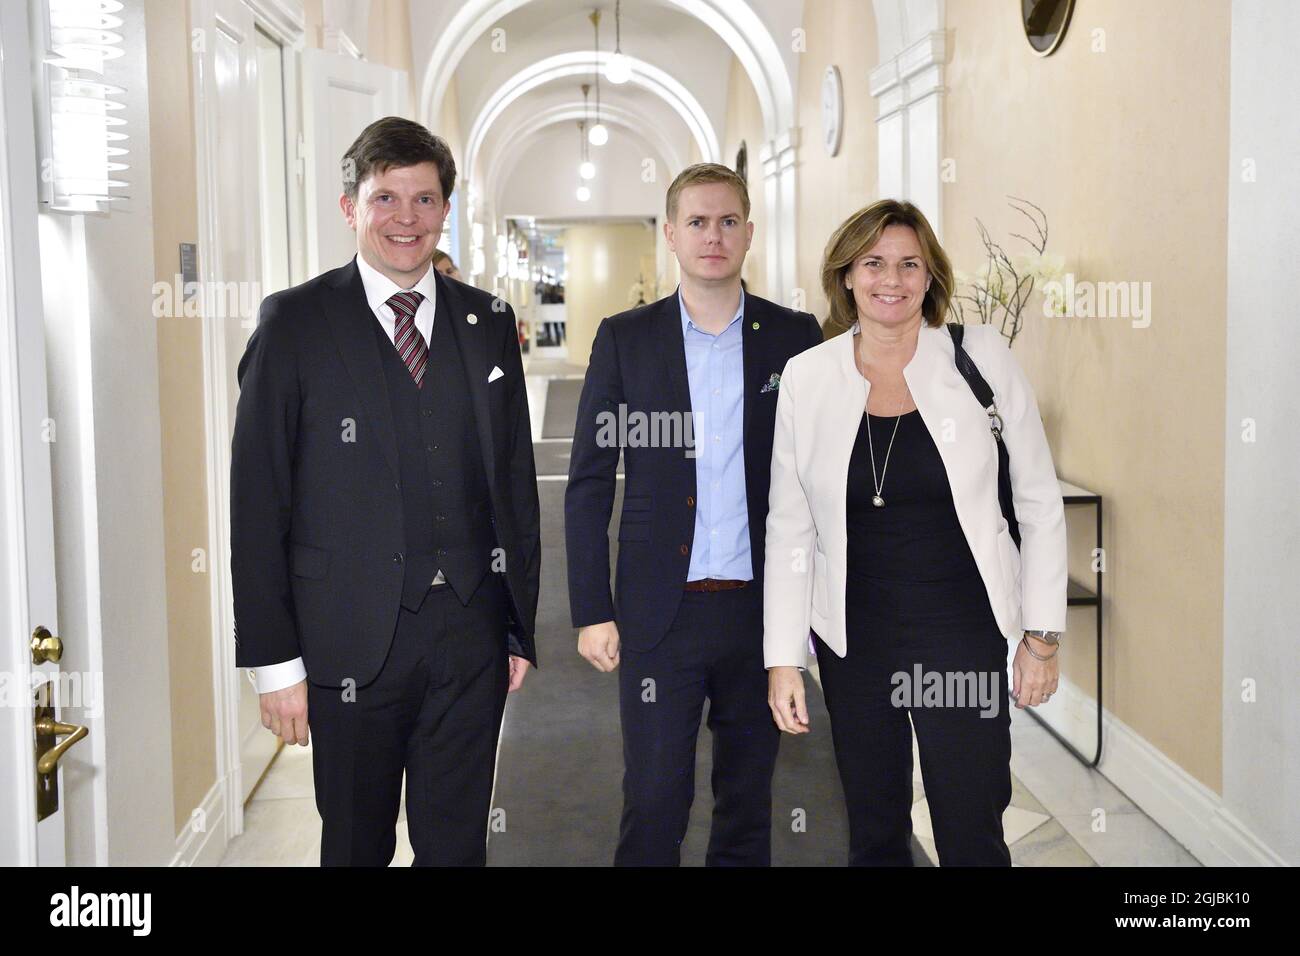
[664,182,754,285]
[844,223,932,331]
[339,161,450,287]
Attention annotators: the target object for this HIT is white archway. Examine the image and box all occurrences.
[420,0,793,140]
[464,52,719,186]
[483,102,683,215]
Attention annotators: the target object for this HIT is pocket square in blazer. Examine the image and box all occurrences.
[488,365,505,383]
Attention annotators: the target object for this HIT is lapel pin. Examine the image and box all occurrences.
[467,312,478,325]
[751,321,760,330]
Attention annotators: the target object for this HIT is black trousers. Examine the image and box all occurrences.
[308,573,508,866]
[615,585,781,866]
[814,620,1012,867]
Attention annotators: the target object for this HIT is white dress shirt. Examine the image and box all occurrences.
[250,254,440,694]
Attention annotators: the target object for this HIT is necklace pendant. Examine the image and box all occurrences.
[872,494,885,508]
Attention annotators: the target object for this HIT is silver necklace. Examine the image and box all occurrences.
[865,391,908,508]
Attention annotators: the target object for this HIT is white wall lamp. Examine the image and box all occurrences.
[36,0,130,212]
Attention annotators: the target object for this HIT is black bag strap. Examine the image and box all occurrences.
[946,322,1021,549]
[946,323,1003,440]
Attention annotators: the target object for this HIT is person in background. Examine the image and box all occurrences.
[432,248,463,281]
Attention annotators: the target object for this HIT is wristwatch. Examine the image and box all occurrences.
[1023,629,1062,646]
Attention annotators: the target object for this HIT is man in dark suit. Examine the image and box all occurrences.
[566,163,822,865]
[231,117,540,866]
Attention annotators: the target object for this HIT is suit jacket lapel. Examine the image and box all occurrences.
[740,295,763,442]
[656,294,693,418]
[322,260,400,481]
[437,271,497,491]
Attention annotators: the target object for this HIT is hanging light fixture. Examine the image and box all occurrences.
[576,120,592,201]
[606,0,631,84]
[587,9,609,146]
[578,87,596,180]
[41,0,130,212]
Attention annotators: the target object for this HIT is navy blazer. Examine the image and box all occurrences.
[565,290,822,652]
[231,260,541,686]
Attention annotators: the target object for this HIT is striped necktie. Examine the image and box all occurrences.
[387,290,427,388]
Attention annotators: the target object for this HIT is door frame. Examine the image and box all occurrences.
[188,0,306,861]
[0,0,61,865]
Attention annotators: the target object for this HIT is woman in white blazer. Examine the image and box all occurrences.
[764,200,1067,866]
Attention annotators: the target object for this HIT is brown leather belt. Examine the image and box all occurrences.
[683,578,749,592]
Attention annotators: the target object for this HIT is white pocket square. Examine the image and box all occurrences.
[488,365,505,383]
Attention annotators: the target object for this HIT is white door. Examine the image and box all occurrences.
[0,0,74,866]
[301,48,408,276]
[199,0,301,816]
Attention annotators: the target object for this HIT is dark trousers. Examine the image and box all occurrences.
[814,622,1012,867]
[615,585,781,866]
[308,574,509,866]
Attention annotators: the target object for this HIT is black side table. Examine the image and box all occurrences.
[1018,480,1104,768]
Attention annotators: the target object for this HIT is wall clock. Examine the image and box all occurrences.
[822,65,843,156]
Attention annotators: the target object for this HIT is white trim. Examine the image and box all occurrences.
[0,0,45,864]
[1040,676,1285,866]
[759,127,799,304]
[321,26,362,60]
[242,0,306,47]
[169,778,229,867]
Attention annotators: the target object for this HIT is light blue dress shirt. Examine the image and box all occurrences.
[679,288,752,581]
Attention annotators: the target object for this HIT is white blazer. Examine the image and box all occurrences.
[763,322,1067,668]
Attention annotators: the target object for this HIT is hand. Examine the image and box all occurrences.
[507,655,531,692]
[768,666,810,734]
[260,679,309,746]
[1011,635,1059,708]
[577,621,621,672]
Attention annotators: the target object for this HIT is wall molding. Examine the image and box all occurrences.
[1046,676,1284,866]
[169,778,228,867]
[868,28,947,237]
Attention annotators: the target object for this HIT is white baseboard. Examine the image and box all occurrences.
[1043,676,1285,866]
[169,776,228,867]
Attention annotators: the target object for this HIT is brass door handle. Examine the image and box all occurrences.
[31,626,63,664]
[35,716,88,775]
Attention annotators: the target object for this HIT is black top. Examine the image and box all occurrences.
[845,410,997,635]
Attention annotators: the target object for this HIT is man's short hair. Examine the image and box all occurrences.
[341,116,456,203]
[665,163,750,223]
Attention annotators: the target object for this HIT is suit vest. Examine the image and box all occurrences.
[372,293,494,611]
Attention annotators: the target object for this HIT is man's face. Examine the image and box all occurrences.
[340,161,449,286]
[664,182,753,284]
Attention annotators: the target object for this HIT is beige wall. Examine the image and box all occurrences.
[793,0,879,324]
[367,0,417,109]
[943,0,1230,791]
[564,223,658,366]
[144,0,215,838]
[722,56,767,297]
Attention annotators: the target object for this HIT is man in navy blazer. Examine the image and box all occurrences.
[231,117,539,865]
[566,163,822,865]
